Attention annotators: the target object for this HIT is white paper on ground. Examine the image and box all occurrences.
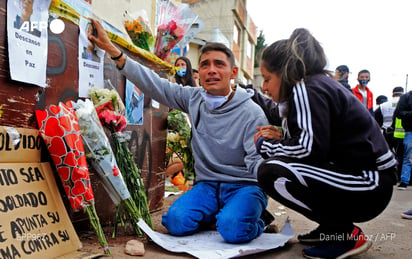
[137,218,294,259]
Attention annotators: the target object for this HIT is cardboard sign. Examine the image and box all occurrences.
[0,162,82,258]
[0,127,42,163]
[0,126,99,258]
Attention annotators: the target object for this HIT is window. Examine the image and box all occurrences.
[233,23,241,45]
[246,39,253,58]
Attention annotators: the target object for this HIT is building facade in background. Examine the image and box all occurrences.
[94,0,258,85]
[184,0,257,85]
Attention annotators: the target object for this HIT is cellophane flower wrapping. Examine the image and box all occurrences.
[71,99,131,204]
[89,82,153,235]
[72,98,145,236]
[35,102,111,255]
[166,109,194,182]
[123,10,155,52]
[154,2,197,61]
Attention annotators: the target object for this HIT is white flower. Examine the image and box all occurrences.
[72,99,131,204]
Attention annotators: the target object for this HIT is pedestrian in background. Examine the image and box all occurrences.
[376,95,388,106]
[334,65,351,91]
[394,89,412,190]
[254,28,397,259]
[192,68,200,87]
[352,69,374,115]
[375,87,404,150]
[174,56,196,87]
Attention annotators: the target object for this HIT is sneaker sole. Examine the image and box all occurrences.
[401,214,412,219]
[336,240,372,259]
[397,187,407,190]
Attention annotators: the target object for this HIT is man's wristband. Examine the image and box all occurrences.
[111,51,123,60]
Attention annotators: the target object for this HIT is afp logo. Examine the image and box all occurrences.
[18,18,65,35]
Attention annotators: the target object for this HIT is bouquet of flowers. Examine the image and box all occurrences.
[154,1,198,61]
[166,109,194,185]
[89,83,153,234]
[123,10,155,52]
[71,99,146,237]
[35,102,111,255]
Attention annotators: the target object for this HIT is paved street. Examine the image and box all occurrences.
[80,186,412,258]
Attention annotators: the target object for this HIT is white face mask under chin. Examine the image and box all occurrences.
[201,88,233,110]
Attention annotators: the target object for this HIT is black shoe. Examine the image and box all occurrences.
[298,225,326,243]
[398,182,407,190]
[260,209,275,227]
[302,226,372,259]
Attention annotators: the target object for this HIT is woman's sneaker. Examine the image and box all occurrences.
[397,182,407,190]
[302,226,372,259]
[298,225,328,243]
[401,209,412,219]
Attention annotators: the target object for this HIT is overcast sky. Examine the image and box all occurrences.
[247,0,412,100]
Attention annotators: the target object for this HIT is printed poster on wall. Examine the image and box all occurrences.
[78,16,105,97]
[7,0,52,87]
[125,79,144,125]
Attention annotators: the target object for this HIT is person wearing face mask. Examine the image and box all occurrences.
[253,28,397,259]
[352,69,374,114]
[88,18,272,244]
[174,56,196,87]
[334,65,352,91]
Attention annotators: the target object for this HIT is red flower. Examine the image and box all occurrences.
[99,110,117,125]
[116,114,127,132]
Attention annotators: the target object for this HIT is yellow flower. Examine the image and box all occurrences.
[167,132,180,143]
[133,22,144,34]
[180,140,187,148]
[125,20,134,31]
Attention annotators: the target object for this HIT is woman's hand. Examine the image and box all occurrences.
[254,125,282,144]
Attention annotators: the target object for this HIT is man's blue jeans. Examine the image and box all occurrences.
[400,132,412,184]
[162,181,267,243]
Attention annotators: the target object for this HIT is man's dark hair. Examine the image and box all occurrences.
[199,42,235,67]
[393,86,404,96]
[376,95,388,105]
[336,65,349,73]
[358,69,370,77]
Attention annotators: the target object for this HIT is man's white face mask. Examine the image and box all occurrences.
[201,88,232,110]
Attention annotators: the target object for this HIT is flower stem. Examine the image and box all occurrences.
[84,204,111,255]
[111,133,153,234]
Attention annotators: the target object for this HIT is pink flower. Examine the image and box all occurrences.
[116,115,127,132]
[99,110,117,126]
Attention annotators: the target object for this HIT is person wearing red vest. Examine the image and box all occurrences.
[352,69,374,114]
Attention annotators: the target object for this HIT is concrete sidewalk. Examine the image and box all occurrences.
[80,187,412,258]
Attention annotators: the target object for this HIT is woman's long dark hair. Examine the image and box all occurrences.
[261,28,330,102]
[175,56,196,87]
